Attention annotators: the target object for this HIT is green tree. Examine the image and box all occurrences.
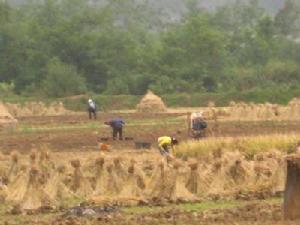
[159,14,226,92]
[275,0,300,37]
[42,58,87,97]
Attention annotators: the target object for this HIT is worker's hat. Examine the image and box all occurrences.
[171,137,179,145]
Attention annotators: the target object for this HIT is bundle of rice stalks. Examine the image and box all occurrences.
[30,150,37,166]
[227,160,248,185]
[131,159,146,190]
[6,164,28,203]
[145,159,166,198]
[7,151,20,182]
[44,165,75,203]
[105,163,122,196]
[269,158,286,194]
[90,162,124,205]
[0,175,7,203]
[113,157,128,184]
[38,150,55,183]
[185,160,207,195]
[0,151,8,161]
[206,153,242,197]
[20,167,52,211]
[170,160,198,202]
[93,157,106,195]
[117,161,145,204]
[251,153,283,194]
[146,159,178,202]
[70,159,93,198]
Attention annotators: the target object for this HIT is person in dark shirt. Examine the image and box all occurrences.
[105,118,125,140]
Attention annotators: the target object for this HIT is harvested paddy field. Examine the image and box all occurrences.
[1,110,300,224]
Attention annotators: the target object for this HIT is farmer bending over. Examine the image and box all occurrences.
[157,136,179,157]
[105,118,125,140]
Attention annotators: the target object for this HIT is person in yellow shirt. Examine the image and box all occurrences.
[157,136,179,157]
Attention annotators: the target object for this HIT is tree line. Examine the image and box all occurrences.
[0,0,300,98]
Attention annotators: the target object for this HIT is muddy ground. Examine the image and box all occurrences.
[2,113,300,153]
[1,200,298,225]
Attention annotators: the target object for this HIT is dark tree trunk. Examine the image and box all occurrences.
[284,157,300,220]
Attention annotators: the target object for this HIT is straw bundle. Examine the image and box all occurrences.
[7,151,20,182]
[70,159,92,198]
[44,165,75,203]
[6,165,28,203]
[113,157,128,184]
[105,163,122,196]
[0,102,18,130]
[117,162,144,201]
[170,160,198,202]
[39,151,55,184]
[145,159,166,198]
[93,157,106,195]
[21,167,51,211]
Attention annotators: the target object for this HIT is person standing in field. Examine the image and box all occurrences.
[105,118,125,140]
[157,136,179,157]
[87,99,97,120]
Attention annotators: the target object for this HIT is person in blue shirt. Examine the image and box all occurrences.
[105,118,125,140]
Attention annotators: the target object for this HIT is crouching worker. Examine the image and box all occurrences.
[157,136,179,158]
[105,118,125,140]
[87,99,97,120]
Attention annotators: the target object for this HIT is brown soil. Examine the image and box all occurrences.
[2,113,300,153]
[1,202,296,225]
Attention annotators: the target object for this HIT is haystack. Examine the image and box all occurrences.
[136,90,167,113]
[21,167,52,211]
[0,102,18,130]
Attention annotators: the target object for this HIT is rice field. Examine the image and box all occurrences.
[1,112,300,225]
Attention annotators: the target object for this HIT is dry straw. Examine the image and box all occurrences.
[136,90,167,113]
[21,167,51,211]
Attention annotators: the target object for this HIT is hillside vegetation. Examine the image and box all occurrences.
[0,0,300,105]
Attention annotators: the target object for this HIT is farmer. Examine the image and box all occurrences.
[105,118,125,140]
[87,99,96,120]
[157,136,179,157]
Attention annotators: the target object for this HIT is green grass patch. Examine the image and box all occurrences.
[123,198,282,215]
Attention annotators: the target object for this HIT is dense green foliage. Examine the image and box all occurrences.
[0,0,300,102]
